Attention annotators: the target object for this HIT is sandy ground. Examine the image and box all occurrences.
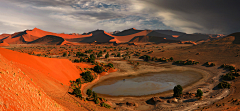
[2,42,240,110]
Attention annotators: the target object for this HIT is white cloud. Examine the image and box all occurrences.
[0,0,173,34]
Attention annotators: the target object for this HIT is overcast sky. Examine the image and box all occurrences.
[0,0,239,34]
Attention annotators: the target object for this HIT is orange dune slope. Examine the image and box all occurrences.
[0,53,65,110]
[27,28,92,39]
[0,48,87,85]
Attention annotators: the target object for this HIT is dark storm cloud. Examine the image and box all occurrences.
[142,0,240,34]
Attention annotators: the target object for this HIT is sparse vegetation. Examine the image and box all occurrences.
[174,60,199,65]
[101,102,111,109]
[218,81,231,89]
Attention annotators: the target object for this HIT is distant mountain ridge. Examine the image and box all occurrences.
[0,27,225,46]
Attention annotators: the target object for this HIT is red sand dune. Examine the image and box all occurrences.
[0,34,11,39]
[111,30,153,43]
[0,48,92,85]
[0,41,9,46]
[28,28,92,39]
[1,28,92,44]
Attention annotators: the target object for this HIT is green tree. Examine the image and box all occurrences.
[88,54,95,63]
[86,89,92,97]
[97,51,103,57]
[81,71,94,82]
[117,53,121,57]
[173,85,183,97]
[92,91,99,104]
[105,52,109,58]
[93,65,103,73]
[196,89,203,98]
[63,52,67,57]
[107,63,114,68]
[170,57,173,61]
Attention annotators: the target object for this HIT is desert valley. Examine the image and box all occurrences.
[1,27,240,111]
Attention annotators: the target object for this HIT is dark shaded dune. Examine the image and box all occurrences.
[129,36,180,43]
[80,30,114,43]
[147,31,177,40]
[228,32,240,44]
[65,38,85,42]
[154,30,186,36]
[11,31,27,39]
[176,34,210,41]
[28,35,64,45]
[207,32,240,45]
[113,28,143,36]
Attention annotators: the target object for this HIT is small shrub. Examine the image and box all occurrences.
[218,81,231,89]
[73,59,80,63]
[107,63,114,68]
[101,102,111,109]
[169,57,173,61]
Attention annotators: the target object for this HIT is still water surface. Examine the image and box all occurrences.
[92,71,202,96]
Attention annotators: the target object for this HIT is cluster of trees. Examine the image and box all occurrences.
[174,60,199,65]
[85,49,93,53]
[173,85,203,98]
[87,89,111,108]
[93,65,104,73]
[218,64,240,89]
[220,64,236,70]
[158,57,173,62]
[139,55,151,61]
[69,78,82,98]
[76,52,87,57]
[139,55,173,62]
[133,52,141,56]
[221,72,239,81]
